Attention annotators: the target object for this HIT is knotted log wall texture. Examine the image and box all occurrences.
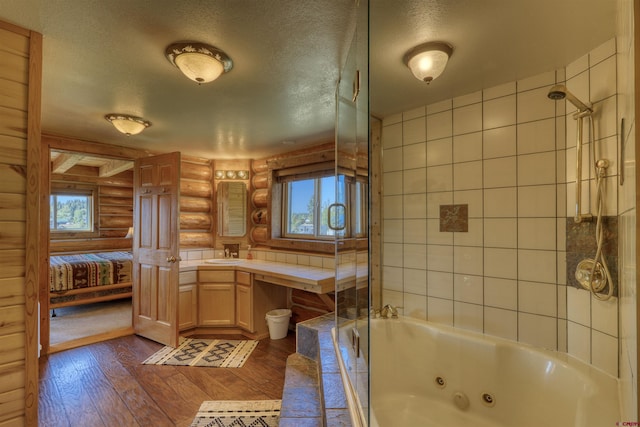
[180,157,213,248]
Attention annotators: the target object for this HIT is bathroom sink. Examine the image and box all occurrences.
[205,259,241,265]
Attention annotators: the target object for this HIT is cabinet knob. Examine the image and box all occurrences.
[166,255,177,263]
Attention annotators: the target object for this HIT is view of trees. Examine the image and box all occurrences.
[50,195,90,230]
[287,176,344,236]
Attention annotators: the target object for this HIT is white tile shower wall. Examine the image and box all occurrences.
[381,38,622,378]
[616,0,637,418]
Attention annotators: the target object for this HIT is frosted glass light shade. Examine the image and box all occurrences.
[174,52,224,83]
[165,42,233,84]
[105,114,151,136]
[404,42,453,84]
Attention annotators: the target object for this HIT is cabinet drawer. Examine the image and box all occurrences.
[179,270,197,285]
[198,270,235,283]
[236,271,251,286]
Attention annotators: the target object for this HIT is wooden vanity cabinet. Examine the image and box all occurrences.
[235,271,253,331]
[236,272,288,336]
[179,267,289,338]
[179,270,197,331]
[198,270,236,326]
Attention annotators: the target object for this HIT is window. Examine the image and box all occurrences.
[50,185,97,235]
[282,174,367,240]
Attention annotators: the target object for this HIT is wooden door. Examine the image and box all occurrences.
[133,152,180,347]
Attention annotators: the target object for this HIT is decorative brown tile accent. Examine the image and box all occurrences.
[566,216,618,296]
[440,204,469,232]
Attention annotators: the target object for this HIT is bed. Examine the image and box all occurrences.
[49,251,133,315]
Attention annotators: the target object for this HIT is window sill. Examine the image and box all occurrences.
[267,238,335,254]
[267,237,368,254]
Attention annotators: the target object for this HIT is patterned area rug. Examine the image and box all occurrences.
[142,338,258,367]
[190,400,281,427]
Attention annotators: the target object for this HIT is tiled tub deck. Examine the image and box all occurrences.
[280,314,353,427]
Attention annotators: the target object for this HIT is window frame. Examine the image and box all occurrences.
[281,174,351,240]
[49,183,99,238]
[265,143,368,254]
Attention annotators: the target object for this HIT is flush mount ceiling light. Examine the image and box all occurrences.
[403,41,453,84]
[165,41,233,84]
[104,114,151,136]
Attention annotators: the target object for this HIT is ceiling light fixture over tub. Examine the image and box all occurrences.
[165,41,233,84]
[403,41,453,84]
[105,114,151,136]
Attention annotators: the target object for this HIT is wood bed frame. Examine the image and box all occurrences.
[49,251,133,315]
[49,282,133,311]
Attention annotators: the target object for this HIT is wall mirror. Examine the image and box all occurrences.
[217,181,247,237]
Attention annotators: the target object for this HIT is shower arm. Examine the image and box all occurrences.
[574,112,593,223]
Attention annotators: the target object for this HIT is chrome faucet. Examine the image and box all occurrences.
[224,248,230,258]
[379,304,402,319]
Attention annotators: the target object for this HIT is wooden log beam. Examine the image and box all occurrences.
[251,189,268,208]
[180,197,212,213]
[180,213,212,230]
[251,160,268,174]
[251,174,268,189]
[43,134,154,160]
[179,232,212,248]
[100,196,133,206]
[50,238,131,253]
[99,186,133,198]
[51,152,84,174]
[250,226,268,244]
[99,216,133,229]
[99,159,133,178]
[180,180,212,198]
[99,205,133,215]
[51,172,132,187]
[181,161,212,181]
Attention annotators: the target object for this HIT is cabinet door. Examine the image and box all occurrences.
[178,284,197,331]
[236,284,253,331]
[199,283,235,326]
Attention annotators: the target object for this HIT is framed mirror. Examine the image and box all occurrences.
[217,181,247,237]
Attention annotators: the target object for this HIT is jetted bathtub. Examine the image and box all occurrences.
[353,317,621,427]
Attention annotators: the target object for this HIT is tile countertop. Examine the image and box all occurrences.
[179,259,367,294]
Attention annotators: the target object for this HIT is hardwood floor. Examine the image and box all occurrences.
[38,332,297,427]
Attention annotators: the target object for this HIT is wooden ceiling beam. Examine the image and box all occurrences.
[51,153,84,174]
[99,159,134,177]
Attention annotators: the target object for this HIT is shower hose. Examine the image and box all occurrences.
[585,116,613,301]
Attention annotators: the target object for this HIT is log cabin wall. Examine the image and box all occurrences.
[0,19,41,426]
[49,166,134,254]
[250,158,268,246]
[180,156,214,249]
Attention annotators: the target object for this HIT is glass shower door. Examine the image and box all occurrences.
[334,0,369,423]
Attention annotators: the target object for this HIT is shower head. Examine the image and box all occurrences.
[547,84,592,113]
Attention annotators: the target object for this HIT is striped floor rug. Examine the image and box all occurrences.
[190,400,281,427]
[142,338,258,368]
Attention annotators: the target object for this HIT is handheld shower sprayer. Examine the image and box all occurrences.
[547,84,613,301]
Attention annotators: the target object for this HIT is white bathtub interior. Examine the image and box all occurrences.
[336,316,620,427]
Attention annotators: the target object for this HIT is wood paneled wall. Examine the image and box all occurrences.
[180,156,213,248]
[50,166,133,254]
[0,19,41,426]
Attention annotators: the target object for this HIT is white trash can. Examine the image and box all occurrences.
[265,309,291,340]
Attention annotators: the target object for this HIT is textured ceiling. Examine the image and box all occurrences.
[0,0,617,159]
